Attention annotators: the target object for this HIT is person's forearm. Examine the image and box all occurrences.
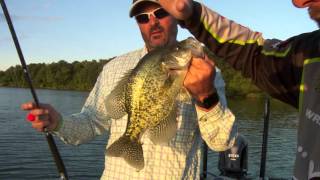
[196,68,236,151]
[182,2,302,107]
[182,2,264,67]
[53,112,109,145]
[197,102,237,151]
[53,65,112,145]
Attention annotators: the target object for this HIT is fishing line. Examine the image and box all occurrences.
[0,1,68,179]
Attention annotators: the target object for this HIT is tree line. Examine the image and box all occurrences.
[0,56,261,97]
[0,58,114,91]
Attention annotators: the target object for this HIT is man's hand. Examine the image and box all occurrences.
[21,102,61,132]
[184,54,216,104]
[159,0,193,20]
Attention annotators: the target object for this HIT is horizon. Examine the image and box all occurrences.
[0,0,317,71]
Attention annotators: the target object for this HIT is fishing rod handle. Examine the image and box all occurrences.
[0,0,69,179]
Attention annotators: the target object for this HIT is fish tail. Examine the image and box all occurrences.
[106,135,144,170]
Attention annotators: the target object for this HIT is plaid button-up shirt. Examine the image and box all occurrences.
[55,47,237,180]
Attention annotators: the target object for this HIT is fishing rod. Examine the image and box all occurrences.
[259,96,270,179]
[201,142,208,180]
[0,1,69,179]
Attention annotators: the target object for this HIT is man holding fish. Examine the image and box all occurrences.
[21,0,238,179]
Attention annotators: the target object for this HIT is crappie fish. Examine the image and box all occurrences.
[105,37,204,170]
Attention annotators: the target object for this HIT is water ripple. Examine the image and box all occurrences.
[0,88,297,179]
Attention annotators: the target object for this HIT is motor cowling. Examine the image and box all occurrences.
[218,134,248,179]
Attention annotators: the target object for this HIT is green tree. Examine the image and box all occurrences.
[0,55,264,98]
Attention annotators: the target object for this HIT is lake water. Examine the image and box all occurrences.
[0,87,298,179]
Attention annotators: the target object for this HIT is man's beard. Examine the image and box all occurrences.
[312,17,320,28]
[308,6,320,28]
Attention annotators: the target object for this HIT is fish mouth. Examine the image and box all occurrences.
[166,63,190,72]
[167,68,187,76]
[168,68,184,71]
[165,59,191,71]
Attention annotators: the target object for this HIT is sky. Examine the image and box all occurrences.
[0,0,318,71]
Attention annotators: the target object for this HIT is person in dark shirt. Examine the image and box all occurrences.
[158,0,320,179]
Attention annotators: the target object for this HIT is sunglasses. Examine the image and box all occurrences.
[135,7,169,24]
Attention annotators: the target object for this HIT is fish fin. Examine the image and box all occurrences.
[148,106,178,144]
[105,72,131,119]
[160,71,176,91]
[176,87,192,102]
[106,135,144,170]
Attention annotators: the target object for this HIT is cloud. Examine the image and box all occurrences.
[0,13,63,23]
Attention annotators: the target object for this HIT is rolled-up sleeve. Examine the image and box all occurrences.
[52,49,145,146]
[53,65,113,145]
[197,67,237,151]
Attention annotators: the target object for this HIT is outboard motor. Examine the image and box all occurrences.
[218,134,248,179]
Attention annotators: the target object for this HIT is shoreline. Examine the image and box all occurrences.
[0,86,90,93]
[0,86,264,99]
